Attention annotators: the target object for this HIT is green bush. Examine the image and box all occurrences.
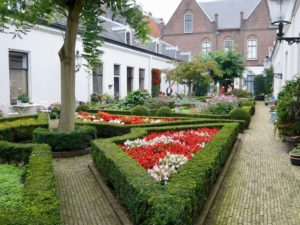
[111,90,151,110]
[0,141,60,225]
[226,89,252,98]
[156,106,172,117]
[33,126,96,152]
[131,106,150,116]
[228,107,251,128]
[0,115,48,142]
[76,104,90,112]
[91,123,239,225]
[277,77,300,136]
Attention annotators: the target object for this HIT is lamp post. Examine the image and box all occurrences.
[75,50,82,72]
[269,0,300,45]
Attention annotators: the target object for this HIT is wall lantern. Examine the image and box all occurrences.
[108,84,113,89]
[75,50,82,72]
[269,0,300,45]
[274,73,283,79]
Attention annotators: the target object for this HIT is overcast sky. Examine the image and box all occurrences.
[136,0,182,23]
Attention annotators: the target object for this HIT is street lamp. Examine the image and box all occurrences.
[75,50,82,72]
[263,56,272,77]
[269,0,300,45]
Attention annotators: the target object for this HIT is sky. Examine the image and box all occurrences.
[136,0,182,23]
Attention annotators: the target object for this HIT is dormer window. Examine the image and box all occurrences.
[184,13,193,33]
[156,43,160,53]
[126,31,131,45]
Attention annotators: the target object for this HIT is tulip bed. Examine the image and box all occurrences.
[92,122,239,225]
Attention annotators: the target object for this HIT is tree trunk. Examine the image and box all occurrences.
[187,83,193,99]
[58,0,83,132]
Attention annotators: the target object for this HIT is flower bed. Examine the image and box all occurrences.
[76,111,179,125]
[92,123,239,225]
[119,128,219,183]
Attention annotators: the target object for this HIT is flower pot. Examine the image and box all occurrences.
[290,156,300,166]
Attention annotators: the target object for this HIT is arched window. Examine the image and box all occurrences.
[247,36,257,60]
[224,37,234,52]
[202,40,211,56]
[184,13,193,33]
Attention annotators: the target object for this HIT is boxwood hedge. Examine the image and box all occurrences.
[0,114,48,142]
[77,117,246,137]
[91,122,239,225]
[33,126,96,152]
[0,141,60,225]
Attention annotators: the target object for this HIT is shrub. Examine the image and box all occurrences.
[0,142,60,225]
[33,126,96,152]
[226,89,252,98]
[199,95,239,115]
[228,107,251,128]
[0,115,48,142]
[277,77,300,136]
[131,106,150,116]
[76,104,90,112]
[156,106,172,117]
[91,123,239,225]
[111,90,151,110]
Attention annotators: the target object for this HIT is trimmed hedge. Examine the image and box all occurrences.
[229,107,251,128]
[87,109,158,116]
[0,141,60,225]
[0,114,39,122]
[91,122,239,225]
[33,126,97,152]
[131,106,150,116]
[156,106,172,117]
[77,117,246,137]
[0,114,48,142]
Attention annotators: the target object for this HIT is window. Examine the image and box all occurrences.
[246,75,255,94]
[184,13,193,33]
[9,51,28,104]
[247,38,257,60]
[93,64,103,94]
[139,69,145,90]
[127,67,134,93]
[126,31,131,45]
[202,41,211,56]
[114,64,120,97]
[156,43,160,54]
[224,39,234,52]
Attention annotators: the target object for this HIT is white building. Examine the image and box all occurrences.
[0,17,189,115]
[271,0,300,98]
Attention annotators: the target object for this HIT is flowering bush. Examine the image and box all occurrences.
[196,95,238,115]
[76,111,179,125]
[119,128,219,183]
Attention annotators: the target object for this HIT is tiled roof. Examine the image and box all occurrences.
[198,0,262,29]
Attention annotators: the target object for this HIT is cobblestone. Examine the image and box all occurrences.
[205,102,300,225]
[53,155,132,225]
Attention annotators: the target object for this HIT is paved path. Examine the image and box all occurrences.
[205,102,300,225]
[53,155,132,225]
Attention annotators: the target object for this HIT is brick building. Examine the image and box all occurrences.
[162,0,277,92]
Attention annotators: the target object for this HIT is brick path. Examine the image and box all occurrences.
[53,155,132,225]
[205,102,300,225]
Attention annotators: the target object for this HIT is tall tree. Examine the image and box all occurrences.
[208,49,245,90]
[0,0,150,131]
[164,58,222,98]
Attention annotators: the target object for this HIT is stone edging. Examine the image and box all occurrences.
[195,135,242,225]
[52,148,91,158]
[89,164,133,225]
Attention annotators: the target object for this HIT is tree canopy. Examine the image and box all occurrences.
[208,49,245,87]
[165,58,222,98]
[1,0,150,131]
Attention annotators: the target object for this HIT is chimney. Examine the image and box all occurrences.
[214,13,219,30]
[240,11,244,27]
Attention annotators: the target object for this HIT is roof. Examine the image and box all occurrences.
[198,0,262,29]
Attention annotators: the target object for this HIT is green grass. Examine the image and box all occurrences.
[0,164,25,210]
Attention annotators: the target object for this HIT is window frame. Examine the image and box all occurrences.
[224,39,234,52]
[202,41,211,56]
[184,13,193,34]
[139,68,145,90]
[247,37,258,60]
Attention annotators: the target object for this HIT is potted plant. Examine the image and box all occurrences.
[289,144,300,166]
[17,94,30,104]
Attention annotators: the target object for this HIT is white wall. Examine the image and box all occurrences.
[272,3,300,98]
[0,25,183,114]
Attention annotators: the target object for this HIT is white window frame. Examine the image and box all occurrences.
[224,39,234,52]
[184,13,193,33]
[202,41,211,56]
[247,38,257,60]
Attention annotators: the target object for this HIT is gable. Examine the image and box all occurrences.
[245,0,272,29]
